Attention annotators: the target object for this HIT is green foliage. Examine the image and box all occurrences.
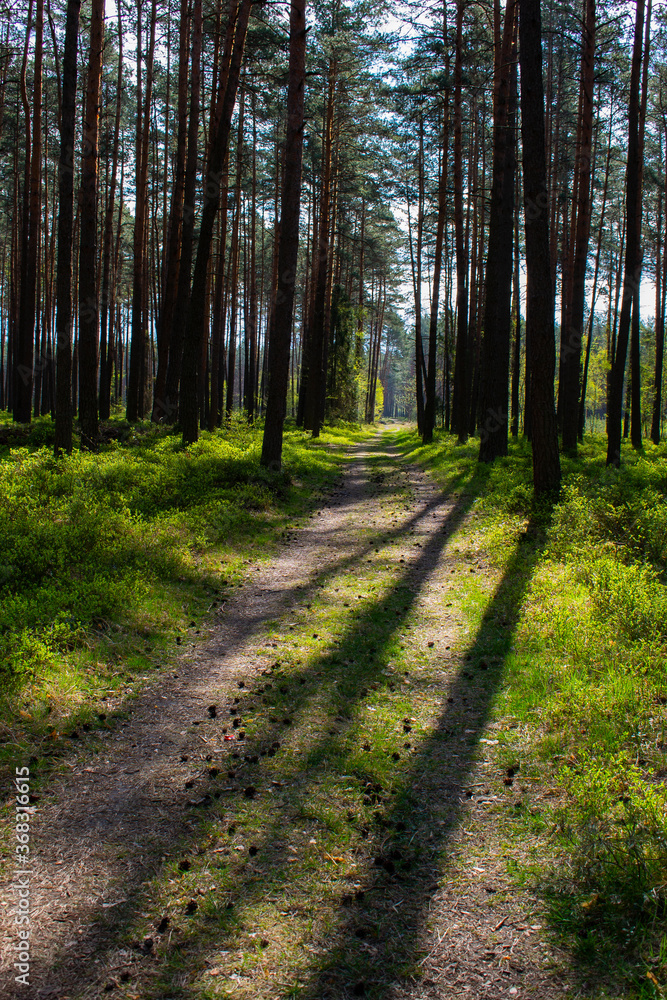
[558,754,667,907]
[327,287,359,422]
[0,419,347,724]
[586,557,667,643]
[397,427,667,991]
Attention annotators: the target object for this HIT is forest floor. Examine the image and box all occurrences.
[1,426,664,1000]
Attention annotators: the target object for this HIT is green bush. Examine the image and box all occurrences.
[559,753,667,908]
[585,556,667,643]
[0,423,344,681]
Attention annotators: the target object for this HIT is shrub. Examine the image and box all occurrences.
[558,753,667,908]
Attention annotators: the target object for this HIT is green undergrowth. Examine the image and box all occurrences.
[0,416,361,781]
[395,427,667,996]
[63,439,486,1000]
[0,435,458,999]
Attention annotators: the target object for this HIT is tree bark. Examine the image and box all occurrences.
[630,0,652,449]
[153,0,189,422]
[519,0,561,495]
[560,0,595,454]
[303,56,337,437]
[99,2,123,421]
[181,0,253,444]
[77,0,104,446]
[424,56,450,444]
[164,0,203,422]
[260,0,307,467]
[127,0,158,422]
[607,0,646,467]
[54,0,80,454]
[451,0,469,443]
[15,0,41,424]
[479,0,517,463]
[651,110,667,444]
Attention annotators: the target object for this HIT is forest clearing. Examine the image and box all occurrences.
[1,420,667,999]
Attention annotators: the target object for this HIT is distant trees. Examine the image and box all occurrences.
[0,0,665,485]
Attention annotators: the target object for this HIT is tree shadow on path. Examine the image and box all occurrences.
[5,445,551,1000]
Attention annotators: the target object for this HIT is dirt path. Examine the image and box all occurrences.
[0,434,572,999]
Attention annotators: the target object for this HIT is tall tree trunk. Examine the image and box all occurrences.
[479,0,517,463]
[181,0,253,444]
[630,0,652,449]
[54,0,80,453]
[451,0,469,443]
[519,0,561,495]
[424,47,450,444]
[153,0,189,422]
[77,0,104,446]
[260,0,307,468]
[209,150,230,430]
[99,2,123,421]
[246,86,258,423]
[651,111,666,444]
[224,83,244,421]
[578,92,612,440]
[511,167,521,437]
[164,0,202,421]
[560,0,595,454]
[15,0,41,424]
[303,56,337,437]
[127,0,157,422]
[607,0,646,467]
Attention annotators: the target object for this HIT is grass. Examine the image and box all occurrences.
[395,427,667,997]
[11,428,496,1000]
[3,417,667,999]
[0,415,362,785]
[153,451,487,999]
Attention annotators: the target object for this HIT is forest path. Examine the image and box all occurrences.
[1,431,571,1000]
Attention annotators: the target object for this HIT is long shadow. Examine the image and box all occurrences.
[2,441,501,998]
[285,511,552,998]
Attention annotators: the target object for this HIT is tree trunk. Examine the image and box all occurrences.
[511,168,521,437]
[424,53,450,444]
[99,2,123,421]
[479,0,517,463]
[630,0,652,450]
[651,111,667,444]
[578,94,612,440]
[153,0,189,423]
[560,0,595,454]
[77,0,104,446]
[181,0,253,444]
[246,86,259,423]
[519,0,561,495]
[303,56,337,437]
[164,0,203,422]
[127,0,158,422]
[224,83,245,422]
[260,0,307,466]
[54,0,80,454]
[607,0,646,467]
[15,0,41,424]
[451,0,469,443]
